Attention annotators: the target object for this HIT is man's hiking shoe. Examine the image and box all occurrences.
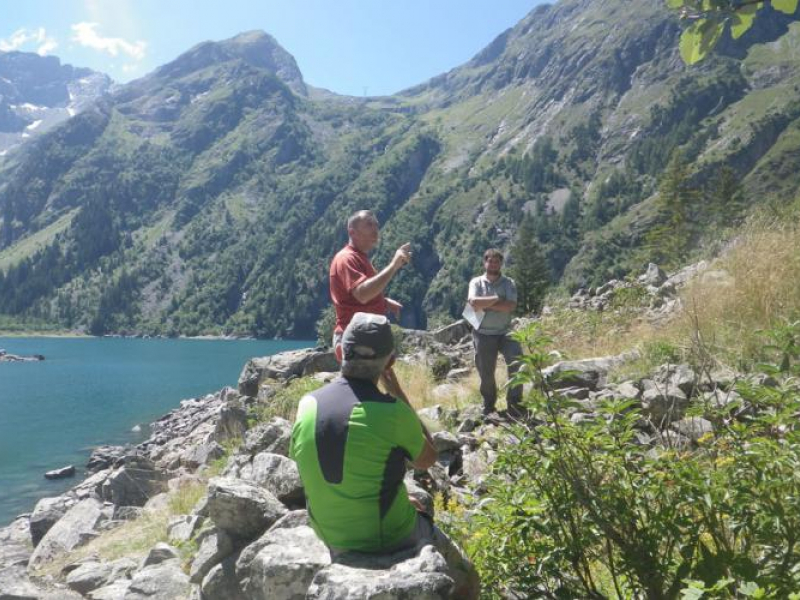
[505,405,531,421]
[481,411,502,425]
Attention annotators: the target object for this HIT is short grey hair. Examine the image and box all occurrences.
[341,354,392,381]
[347,210,377,232]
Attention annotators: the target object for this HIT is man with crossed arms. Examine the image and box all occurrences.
[468,248,524,418]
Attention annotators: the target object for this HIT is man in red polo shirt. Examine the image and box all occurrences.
[330,210,411,360]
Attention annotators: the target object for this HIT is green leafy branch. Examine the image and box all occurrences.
[666,0,799,64]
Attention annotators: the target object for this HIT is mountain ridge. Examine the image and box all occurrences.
[0,50,112,155]
[1,0,799,338]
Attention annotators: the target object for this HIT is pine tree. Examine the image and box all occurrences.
[509,214,551,315]
[708,165,745,227]
[643,151,698,269]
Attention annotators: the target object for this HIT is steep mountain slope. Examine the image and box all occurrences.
[0,51,111,155]
[1,1,799,338]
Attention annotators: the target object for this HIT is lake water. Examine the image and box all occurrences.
[0,336,312,527]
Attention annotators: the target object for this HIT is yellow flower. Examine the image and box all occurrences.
[697,432,714,445]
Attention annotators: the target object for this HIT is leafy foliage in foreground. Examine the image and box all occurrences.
[668,0,799,65]
[443,322,800,599]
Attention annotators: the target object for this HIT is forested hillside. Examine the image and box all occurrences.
[1,0,799,338]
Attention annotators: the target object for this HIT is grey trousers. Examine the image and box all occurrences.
[472,330,523,413]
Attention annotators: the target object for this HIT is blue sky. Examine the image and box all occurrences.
[0,0,544,96]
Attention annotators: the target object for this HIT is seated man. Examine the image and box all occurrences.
[291,312,479,599]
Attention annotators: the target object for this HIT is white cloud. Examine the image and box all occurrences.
[0,27,58,56]
[38,39,58,56]
[70,22,145,60]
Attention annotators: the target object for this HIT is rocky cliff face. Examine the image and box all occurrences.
[0,51,112,154]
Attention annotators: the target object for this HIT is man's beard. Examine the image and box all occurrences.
[486,268,501,277]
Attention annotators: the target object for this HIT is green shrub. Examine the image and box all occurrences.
[645,339,683,366]
[315,305,336,348]
[249,377,325,424]
[443,323,800,599]
[609,282,649,311]
[391,324,406,355]
[430,354,452,382]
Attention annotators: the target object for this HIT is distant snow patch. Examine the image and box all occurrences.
[18,103,45,113]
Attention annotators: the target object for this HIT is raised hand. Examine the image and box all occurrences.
[392,243,412,268]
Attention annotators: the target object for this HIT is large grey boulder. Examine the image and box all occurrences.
[234,511,309,574]
[671,417,714,441]
[180,441,225,470]
[238,349,337,395]
[29,498,111,569]
[66,561,114,595]
[100,456,169,507]
[243,418,292,457]
[123,562,192,600]
[167,515,204,544]
[461,445,496,483]
[544,353,635,391]
[654,363,697,397]
[239,525,331,600]
[141,543,179,568]
[206,478,287,540]
[307,545,454,599]
[0,565,40,599]
[87,446,131,472]
[639,263,667,287]
[431,320,470,345]
[0,516,33,568]
[30,496,72,547]
[641,382,689,424]
[44,465,76,480]
[241,452,304,506]
[213,401,249,443]
[88,579,132,600]
[189,529,234,584]
[199,556,243,600]
[432,431,460,453]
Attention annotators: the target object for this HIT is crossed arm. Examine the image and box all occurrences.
[469,294,516,312]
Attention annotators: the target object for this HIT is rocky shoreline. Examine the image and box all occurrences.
[0,262,764,599]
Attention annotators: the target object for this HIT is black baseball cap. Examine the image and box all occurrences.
[341,312,395,361]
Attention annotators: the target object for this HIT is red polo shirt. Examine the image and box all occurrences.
[329,244,387,334]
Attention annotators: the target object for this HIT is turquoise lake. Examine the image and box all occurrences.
[0,336,312,527]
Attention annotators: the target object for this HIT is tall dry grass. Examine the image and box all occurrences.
[33,480,209,577]
[675,214,800,367]
[390,360,482,412]
[540,211,800,372]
